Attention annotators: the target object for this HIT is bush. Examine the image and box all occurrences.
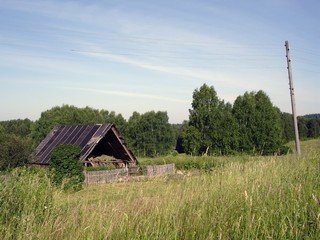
[49,144,84,191]
[0,134,33,170]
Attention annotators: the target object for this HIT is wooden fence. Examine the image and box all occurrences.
[146,163,175,177]
[84,168,128,185]
[84,164,176,185]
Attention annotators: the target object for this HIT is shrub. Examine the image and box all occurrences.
[0,134,33,170]
[49,144,84,191]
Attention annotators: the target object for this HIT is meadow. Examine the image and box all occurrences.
[0,139,319,239]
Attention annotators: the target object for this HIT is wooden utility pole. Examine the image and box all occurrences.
[285,40,301,157]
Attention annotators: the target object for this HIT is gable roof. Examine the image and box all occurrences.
[34,124,137,165]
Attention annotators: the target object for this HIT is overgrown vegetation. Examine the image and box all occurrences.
[0,140,319,239]
[49,144,84,191]
[0,168,55,239]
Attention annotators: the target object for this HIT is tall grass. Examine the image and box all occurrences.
[0,139,319,239]
[0,168,55,239]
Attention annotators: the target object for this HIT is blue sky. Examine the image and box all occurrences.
[1,0,319,123]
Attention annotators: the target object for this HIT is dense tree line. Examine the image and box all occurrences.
[281,113,320,141]
[0,85,319,170]
[0,118,33,138]
[180,84,283,155]
[30,105,127,145]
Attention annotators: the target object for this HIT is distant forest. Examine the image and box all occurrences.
[0,84,319,170]
[304,114,320,119]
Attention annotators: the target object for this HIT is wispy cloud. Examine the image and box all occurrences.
[75,50,264,91]
[66,87,189,104]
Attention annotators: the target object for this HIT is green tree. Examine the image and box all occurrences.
[233,91,283,155]
[232,92,256,152]
[304,113,320,119]
[126,111,175,157]
[0,119,33,138]
[180,122,201,155]
[100,110,126,134]
[217,102,239,154]
[49,144,84,191]
[152,111,176,156]
[183,84,238,155]
[281,112,295,142]
[172,123,184,153]
[298,117,308,139]
[189,84,220,154]
[0,134,33,170]
[307,118,320,138]
[0,125,4,135]
[125,112,143,156]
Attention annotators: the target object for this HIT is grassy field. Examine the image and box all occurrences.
[0,139,320,239]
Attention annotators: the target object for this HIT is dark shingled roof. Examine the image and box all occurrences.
[34,124,137,165]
